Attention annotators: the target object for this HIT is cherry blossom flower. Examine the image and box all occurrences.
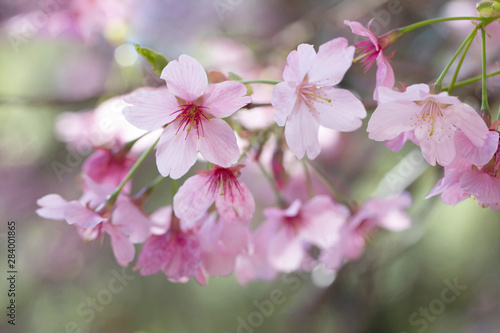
[82,148,136,187]
[427,130,500,209]
[198,217,251,278]
[271,38,366,159]
[37,176,152,266]
[173,164,255,230]
[367,84,490,166]
[123,55,251,179]
[258,196,349,273]
[345,20,402,100]
[320,193,412,270]
[134,207,206,284]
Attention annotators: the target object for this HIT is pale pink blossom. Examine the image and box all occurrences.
[258,196,349,273]
[345,20,401,100]
[271,38,366,159]
[123,55,251,179]
[427,130,500,209]
[367,84,490,166]
[320,193,412,270]
[37,176,152,266]
[198,217,251,278]
[173,164,255,229]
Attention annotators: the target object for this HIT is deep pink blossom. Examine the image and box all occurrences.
[345,20,402,100]
[367,84,490,166]
[271,38,366,159]
[82,148,136,187]
[320,193,412,270]
[173,164,255,229]
[134,207,205,284]
[123,55,251,179]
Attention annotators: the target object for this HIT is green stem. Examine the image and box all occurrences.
[480,26,490,112]
[171,179,179,197]
[442,70,500,91]
[106,135,160,206]
[238,80,280,85]
[434,26,478,92]
[399,16,482,34]
[301,160,314,200]
[448,35,474,94]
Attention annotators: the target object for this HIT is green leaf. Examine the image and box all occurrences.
[134,44,169,76]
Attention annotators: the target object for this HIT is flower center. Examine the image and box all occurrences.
[206,168,242,201]
[170,103,209,139]
[410,99,450,140]
[298,82,333,118]
[353,40,379,71]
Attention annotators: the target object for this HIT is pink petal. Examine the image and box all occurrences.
[163,234,202,280]
[460,170,500,204]
[283,44,316,83]
[455,130,498,166]
[198,118,239,167]
[308,38,354,85]
[271,81,299,126]
[160,54,208,102]
[344,20,379,49]
[215,182,255,225]
[150,206,172,235]
[64,201,107,229]
[376,84,430,104]
[173,175,214,228]
[444,103,489,147]
[155,121,199,179]
[284,104,321,159]
[415,117,456,166]
[103,223,135,267]
[202,81,251,118]
[198,213,223,251]
[367,102,418,141]
[374,53,395,100]
[385,131,413,152]
[268,228,304,272]
[36,194,69,220]
[112,199,152,243]
[135,234,175,276]
[316,87,366,132]
[301,195,348,247]
[123,88,179,131]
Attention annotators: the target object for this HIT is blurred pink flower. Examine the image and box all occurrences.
[82,147,136,187]
[271,38,366,159]
[259,196,348,273]
[173,164,255,230]
[320,193,412,270]
[427,130,500,209]
[198,217,251,278]
[345,20,402,100]
[123,55,251,179]
[367,84,489,166]
[37,176,152,266]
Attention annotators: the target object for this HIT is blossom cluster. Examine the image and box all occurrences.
[37,14,500,285]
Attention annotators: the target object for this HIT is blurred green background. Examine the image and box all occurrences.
[0,0,499,332]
